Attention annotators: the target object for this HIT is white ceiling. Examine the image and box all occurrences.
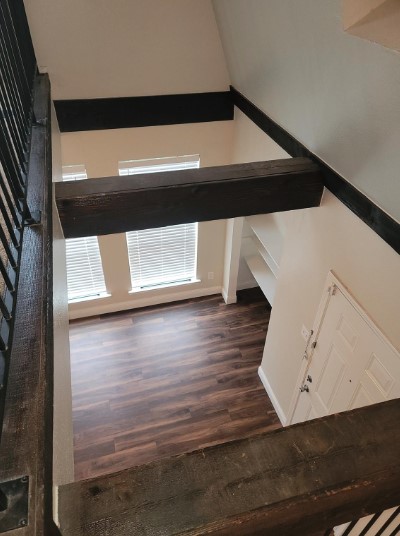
[24,0,230,100]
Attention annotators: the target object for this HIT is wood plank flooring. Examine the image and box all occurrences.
[69,288,281,481]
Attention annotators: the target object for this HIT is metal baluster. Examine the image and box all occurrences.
[0,295,12,322]
[358,512,383,536]
[0,47,27,169]
[0,134,26,203]
[0,166,23,229]
[5,0,36,93]
[3,1,33,110]
[0,257,15,294]
[0,224,17,269]
[375,508,400,536]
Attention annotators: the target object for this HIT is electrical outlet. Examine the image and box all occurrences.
[301,325,310,342]
[208,272,214,280]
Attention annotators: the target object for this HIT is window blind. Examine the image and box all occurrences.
[65,237,107,301]
[119,154,200,176]
[62,166,107,302]
[120,155,199,291]
[61,164,88,182]
[127,223,198,290]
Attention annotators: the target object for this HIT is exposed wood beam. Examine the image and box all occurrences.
[55,157,323,238]
[54,91,233,132]
[58,398,400,536]
[231,86,400,256]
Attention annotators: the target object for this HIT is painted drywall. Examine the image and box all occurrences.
[343,0,386,29]
[232,109,289,292]
[24,0,230,99]
[61,121,234,319]
[222,217,245,304]
[52,103,74,490]
[213,0,400,221]
[345,0,400,53]
[231,111,400,423]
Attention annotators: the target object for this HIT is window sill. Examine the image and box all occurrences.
[68,292,111,305]
[129,279,201,294]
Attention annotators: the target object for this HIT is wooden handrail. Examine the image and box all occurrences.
[58,398,400,536]
[0,74,58,535]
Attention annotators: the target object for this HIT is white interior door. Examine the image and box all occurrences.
[290,275,400,535]
[292,283,400,424]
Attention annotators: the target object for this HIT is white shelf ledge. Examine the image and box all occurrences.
[246,214,283,274]
[252,235,279,278]
[245,254,276,305]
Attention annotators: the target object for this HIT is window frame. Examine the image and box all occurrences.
[119,155,200,293]
[62,166,109,303]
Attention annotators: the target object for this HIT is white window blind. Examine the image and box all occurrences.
[62,166,107,302]
[119,154,200,176]
[119,155,199,291]
[127,223,198,290]
[65,237,107,301]
[61,164,88,182]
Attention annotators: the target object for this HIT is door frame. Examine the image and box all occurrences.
[286,270,399,425]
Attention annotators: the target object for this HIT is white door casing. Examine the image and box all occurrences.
[288,271,400,423]
[288,271,400,535]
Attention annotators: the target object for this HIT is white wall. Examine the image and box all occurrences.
[231,109,289,292]
[344,0,400,52]
[61,121,234,318]
[230,111,400,423]
[52,104,74,489]
[24,0,230,99]
[213,0,400,222]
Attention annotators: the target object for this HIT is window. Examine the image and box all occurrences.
[119,155,200,291]
[118,154,200,175]
[62,166,107,302]
[127,223,198,290]
[61,164,88,182]
[65,237,108,301]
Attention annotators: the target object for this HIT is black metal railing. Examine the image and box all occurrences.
[0,0,36,429]
[339,507,400,535]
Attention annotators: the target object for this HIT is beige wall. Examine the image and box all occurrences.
[61,121,234,319]
[213,0,400,221]
[52,104,74,490]
[231,111,400,423]
[232,109,289,290]
[343,0,386,29]
[24,0,230,99]
[344,0,400,53]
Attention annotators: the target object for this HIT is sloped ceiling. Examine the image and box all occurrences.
[213,0,400,221]
[23,0,230,100]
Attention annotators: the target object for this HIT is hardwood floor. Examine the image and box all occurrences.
[69,288,281,481]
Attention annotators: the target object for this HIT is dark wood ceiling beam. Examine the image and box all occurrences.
[231,86,400,255]
[58,398,400,536]
[55,157,323,238]
[54,91,233,132]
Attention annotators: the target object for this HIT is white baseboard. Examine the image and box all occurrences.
[258,366,287,425]
[69,285,222,320]
[222,281,261,304]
